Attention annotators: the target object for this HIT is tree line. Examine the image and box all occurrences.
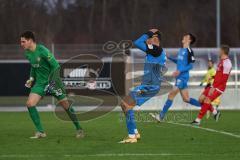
[0,0,239,47]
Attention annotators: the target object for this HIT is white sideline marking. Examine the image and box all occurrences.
[0,153,191,158]
[165,121,240,139]
[65,153,191,157]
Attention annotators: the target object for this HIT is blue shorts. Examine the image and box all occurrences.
[175,77,188,90]
[130,84,160,106]
[130,62,165,106]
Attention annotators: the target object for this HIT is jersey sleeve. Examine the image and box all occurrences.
[133,34,149,52]
[218,59,232,85]
[24,52,36,79]
[30,67,36,79]
[40,46,60,71]
[223,59,232,74]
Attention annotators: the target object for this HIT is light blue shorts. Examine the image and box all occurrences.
[130,84,160,106]
[175,77,188,90]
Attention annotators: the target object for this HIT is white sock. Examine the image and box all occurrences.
[134,129,138,134]
[128,134,135,138]
[195,118,201,123]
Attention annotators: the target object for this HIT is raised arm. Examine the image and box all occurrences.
[133,30,159,52]
[133,34,149,52]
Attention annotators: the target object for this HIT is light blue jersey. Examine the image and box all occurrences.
[130,33,166,106]
[160,46,200,122]
[168,48,193,89]
[134,34,166,66]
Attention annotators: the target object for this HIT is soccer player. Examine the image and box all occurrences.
[150,33,201,121]
[199,60,221,119]
[200,60,216,88]
[20,31,84,139]
[119,29,166,143]
[192,45,232,125]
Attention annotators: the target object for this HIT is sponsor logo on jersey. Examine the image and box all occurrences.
[37,57,41,62]
[32,64,40,68]
[47,53,52,61]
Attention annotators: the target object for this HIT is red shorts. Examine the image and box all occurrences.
[202,87,222,101]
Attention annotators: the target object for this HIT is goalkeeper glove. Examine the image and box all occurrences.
[25,77,34,88]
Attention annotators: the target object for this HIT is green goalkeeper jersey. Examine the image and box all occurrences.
[24,44,60,84]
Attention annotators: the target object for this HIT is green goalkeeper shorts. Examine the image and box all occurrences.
[31,68,67,101]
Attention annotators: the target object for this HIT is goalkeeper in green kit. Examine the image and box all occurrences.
[20,31,84,139]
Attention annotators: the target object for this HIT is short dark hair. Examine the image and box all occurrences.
[208,59,214,64]
[185,33,196,45]
[20,31,36,42]
[154,31,162,41]
[221,45,230,55]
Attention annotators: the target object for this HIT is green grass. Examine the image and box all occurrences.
[0,111,240,160]
[0,96,116,106]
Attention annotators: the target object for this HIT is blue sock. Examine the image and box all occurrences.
[188,98,201,107]
[160,99,173,119]
[126,110,136,135]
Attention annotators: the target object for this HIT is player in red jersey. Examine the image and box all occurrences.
[191,45,232,125]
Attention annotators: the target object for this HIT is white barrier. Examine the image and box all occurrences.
[128,48,240,110]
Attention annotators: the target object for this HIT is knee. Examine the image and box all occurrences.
[183,98,190,103]
[58,99,70,110]
[204,98,211,104]
[199,98,204,104]
[26,100,36,107]
[120,101,127,113]
[120,96,135,114]
[168,89,179,100]
[168,92,175,100]
[198,95,205,104]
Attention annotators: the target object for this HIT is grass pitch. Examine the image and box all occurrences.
[0,111,240,160]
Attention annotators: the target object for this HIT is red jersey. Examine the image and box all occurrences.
[213,58,232,92]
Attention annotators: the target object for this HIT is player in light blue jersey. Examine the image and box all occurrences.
[119,29,166,143]
[150,33,201,122]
